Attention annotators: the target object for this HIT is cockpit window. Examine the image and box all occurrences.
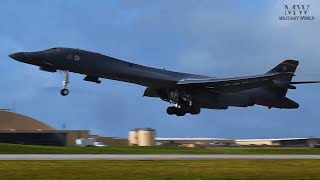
[44,48,62,52]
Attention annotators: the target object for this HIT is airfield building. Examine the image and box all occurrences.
[235,138,320,147]
[0,110,128,146]
[156,138,235,147]
[1,110,320,148]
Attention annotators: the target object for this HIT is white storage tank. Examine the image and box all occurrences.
[137,128,156,146]
[129,129,139,146]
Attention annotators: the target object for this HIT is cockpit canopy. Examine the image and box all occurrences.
[43,48,63,52]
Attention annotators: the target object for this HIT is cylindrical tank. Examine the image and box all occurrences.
[129,129,139,146]
[138,128,156,146]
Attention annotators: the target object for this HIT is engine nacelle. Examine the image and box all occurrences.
[217,93,254,107]
[39,66,56,72]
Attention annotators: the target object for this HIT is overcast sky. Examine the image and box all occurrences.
[0,0,320,139]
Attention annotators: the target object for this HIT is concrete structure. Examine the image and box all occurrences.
[128,129,139,146]
[0,129,89,146]
[0,111,92,146]
[0,110,54,131]
[156,138,235,147]
[128,128,156,146]
[138,128,156,146]
[236,138,320,147]
[0,110,129,146]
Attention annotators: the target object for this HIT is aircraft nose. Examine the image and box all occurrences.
[9,52,25,61]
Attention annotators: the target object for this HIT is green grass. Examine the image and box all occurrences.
[0,160,320,179]
[1,143,320,154]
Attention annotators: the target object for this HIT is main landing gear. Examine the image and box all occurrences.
[165,89,201,116]
[60,70,69,96]
[166,104,201,116]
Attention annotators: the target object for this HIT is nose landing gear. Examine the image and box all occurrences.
[60,70,69,96]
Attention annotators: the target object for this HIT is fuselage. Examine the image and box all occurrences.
[19,48,210,88]
[9,47,299,110]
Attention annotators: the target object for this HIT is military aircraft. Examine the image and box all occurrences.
[9,47,320,116]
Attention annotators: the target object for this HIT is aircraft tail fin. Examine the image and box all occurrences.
[265,60,299,97]
[266,60,299,83]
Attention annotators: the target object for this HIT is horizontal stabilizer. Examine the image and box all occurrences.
[276,81,320,86]
[255,97,299,109]
[290,81,320,84]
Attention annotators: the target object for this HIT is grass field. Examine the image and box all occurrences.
[1,143,320,154]
[0,160,319,179]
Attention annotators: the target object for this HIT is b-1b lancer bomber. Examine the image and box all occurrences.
[9,48,320,116]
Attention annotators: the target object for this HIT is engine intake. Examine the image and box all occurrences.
[84,76,101,83]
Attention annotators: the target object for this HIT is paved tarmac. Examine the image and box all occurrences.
[0,154,320,160]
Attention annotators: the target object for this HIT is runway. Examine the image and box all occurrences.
[0,154,320,160]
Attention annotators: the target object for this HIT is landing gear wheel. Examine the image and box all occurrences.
[60,70,70,96]
[190,106,201,115]
[60,89,69,96]
[166,106,186,116]
[175,109,186,116]
[166,107,176,115]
